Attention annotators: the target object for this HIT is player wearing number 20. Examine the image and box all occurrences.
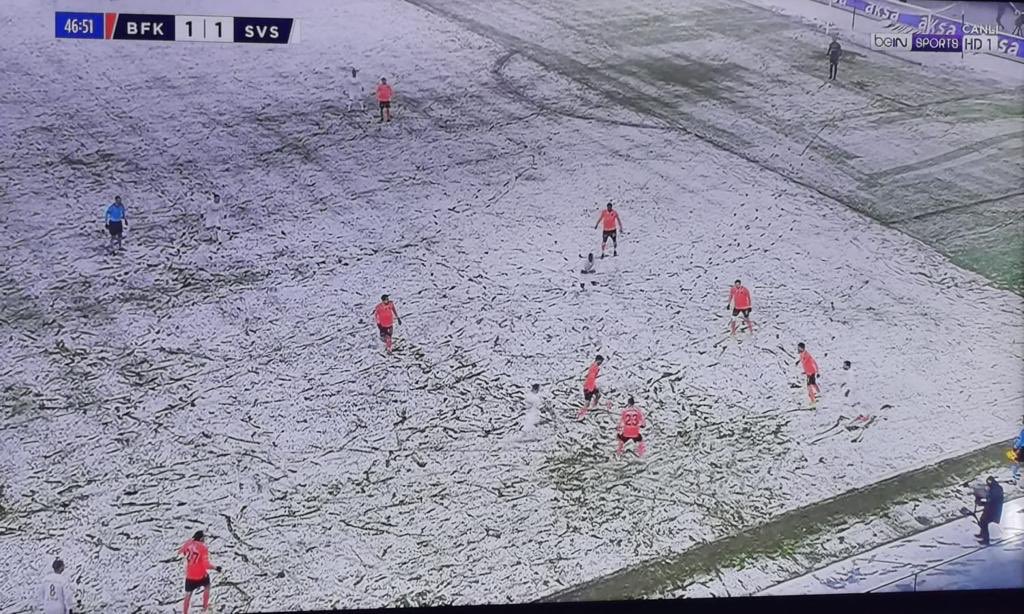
[39,558,75,614]
[616,396,646,457]
[179,531,222,614]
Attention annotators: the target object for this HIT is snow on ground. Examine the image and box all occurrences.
[0,0,1022,611]
[652,469,1024,599]
[774,0,1024,78]
[759,495,1024,594]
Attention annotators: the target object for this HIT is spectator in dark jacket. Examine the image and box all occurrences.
[975,476,1004,545]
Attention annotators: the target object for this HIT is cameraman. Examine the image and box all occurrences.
[974,476,1004,546]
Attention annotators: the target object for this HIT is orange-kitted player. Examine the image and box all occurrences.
[616,396,646,457]
[579,354,605,419]
[727,279,755,336]
[796,342,820,407]
[376,77,393,123]
[179,531,221,614]
[373,294,402,353]
[594,202,623,258]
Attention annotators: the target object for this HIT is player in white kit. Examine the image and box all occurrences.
[39,559,75,614]
[519,383,544,440]
[346,67,366,111]
[837,360,860,410]
[204,192,224,243]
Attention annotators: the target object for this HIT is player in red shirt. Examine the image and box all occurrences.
[594,202,623,258]
[616,396,647,457]
[796,342,820,407]
[579,354,604,419]
[376,77,393,123]
[179,531,221,614]
[373,294,402,353]
[727,279,755,336]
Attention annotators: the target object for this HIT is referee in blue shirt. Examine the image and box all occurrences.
[105,196,127,253]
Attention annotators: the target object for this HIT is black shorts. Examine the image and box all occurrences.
[602,230,617,241]
[617,433,643,443]
[107,221,123,237]
[583,387,600,402]
[732,308,752,318]
[806,374,817,386]
[377,325,393,338]
[379,101,391,109]
[184,575,210,593]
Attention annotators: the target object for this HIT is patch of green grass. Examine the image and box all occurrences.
[951,236,1024,295]
[542,441,1011,602]
[1,383,44,418]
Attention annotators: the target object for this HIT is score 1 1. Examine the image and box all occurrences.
[174,16,234,42]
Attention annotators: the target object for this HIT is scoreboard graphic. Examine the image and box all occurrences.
[55,12,298,44]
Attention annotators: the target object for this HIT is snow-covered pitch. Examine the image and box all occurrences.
[1,0,1021,611]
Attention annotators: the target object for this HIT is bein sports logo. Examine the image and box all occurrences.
[871,32,910,50]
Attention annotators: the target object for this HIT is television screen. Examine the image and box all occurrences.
[2,0,1021,612]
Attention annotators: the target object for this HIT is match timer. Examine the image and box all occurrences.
[55,12,298,44]
[55,12,103,39]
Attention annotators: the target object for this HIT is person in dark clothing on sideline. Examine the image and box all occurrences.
[827,39,843,80]
[1011,415,1024,485]
[1014,11,1024,36]
[974,476,1004,545]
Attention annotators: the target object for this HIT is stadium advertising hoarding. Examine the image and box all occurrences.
[823,0,1024,60]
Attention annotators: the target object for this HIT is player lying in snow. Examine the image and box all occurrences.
[581,253,596,274]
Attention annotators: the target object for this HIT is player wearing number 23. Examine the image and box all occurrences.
[617,396,646,457]
[179,531,222,614]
